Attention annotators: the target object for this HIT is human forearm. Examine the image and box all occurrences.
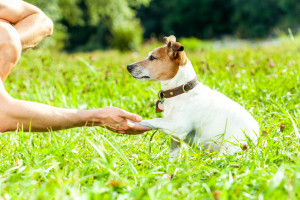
[1,97,89,132]
[0,97,150,134]
[0,79,150,134]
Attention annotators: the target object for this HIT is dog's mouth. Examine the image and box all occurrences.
[133,75,151,80]
[128,67,151,80]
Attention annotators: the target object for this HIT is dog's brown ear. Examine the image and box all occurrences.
[166,39,186,65]
[167,41,185,55]
[164,35,176,44]
[164,35,183,51]
[165,35,185,64]
[171,42,184,52]
[178,46,184,51]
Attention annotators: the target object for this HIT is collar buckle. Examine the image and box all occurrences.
[182,83,188,93]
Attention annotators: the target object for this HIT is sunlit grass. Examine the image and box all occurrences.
[0,37,299,199]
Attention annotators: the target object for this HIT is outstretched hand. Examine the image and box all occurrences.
[90,106,151,135]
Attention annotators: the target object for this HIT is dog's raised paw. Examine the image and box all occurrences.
[135,121,155,130]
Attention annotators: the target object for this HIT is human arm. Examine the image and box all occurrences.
[0,0,53,50]
[0,82,150,134]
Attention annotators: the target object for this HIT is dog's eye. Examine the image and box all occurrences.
[149,55,157,61]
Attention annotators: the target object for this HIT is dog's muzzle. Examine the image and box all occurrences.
[127,64,135,73]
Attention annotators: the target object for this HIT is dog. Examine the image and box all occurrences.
[127,35,259,161]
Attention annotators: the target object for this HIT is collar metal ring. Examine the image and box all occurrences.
[182,84,187,93]
[158,90,164,99]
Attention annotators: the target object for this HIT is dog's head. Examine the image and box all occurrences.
[127,35,187,81]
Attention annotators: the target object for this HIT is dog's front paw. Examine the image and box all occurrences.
[135,121,155,130]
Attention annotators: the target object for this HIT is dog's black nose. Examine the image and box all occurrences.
[127,64,134,72]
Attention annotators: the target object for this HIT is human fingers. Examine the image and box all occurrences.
[119,109,142,122]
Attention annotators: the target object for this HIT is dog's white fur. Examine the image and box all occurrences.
[129,38,259,161]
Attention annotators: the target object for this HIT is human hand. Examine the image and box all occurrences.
[89,106,151,135]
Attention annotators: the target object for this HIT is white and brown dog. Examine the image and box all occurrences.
[127,35,259,161]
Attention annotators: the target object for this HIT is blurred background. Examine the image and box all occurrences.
[27,0,300,52]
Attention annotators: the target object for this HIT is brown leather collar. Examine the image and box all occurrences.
[156,77,199,113]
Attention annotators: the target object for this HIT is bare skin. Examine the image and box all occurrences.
[0,0,150,134]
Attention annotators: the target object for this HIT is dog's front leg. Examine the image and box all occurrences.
[138,118,186,162]
[169,136,181,162]
[137,118,181,134]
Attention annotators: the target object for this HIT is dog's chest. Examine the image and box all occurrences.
[162,92,197,120]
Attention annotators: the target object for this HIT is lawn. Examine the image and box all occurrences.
[0,37,299,199]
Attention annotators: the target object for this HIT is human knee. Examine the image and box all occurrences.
[45,16,54,37]
[0,26,22,65]
[0,41,21,66]
[39,13,54,37]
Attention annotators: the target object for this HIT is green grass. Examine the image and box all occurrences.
[0,37,299,199]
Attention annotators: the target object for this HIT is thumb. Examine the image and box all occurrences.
[120,110,142,122]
